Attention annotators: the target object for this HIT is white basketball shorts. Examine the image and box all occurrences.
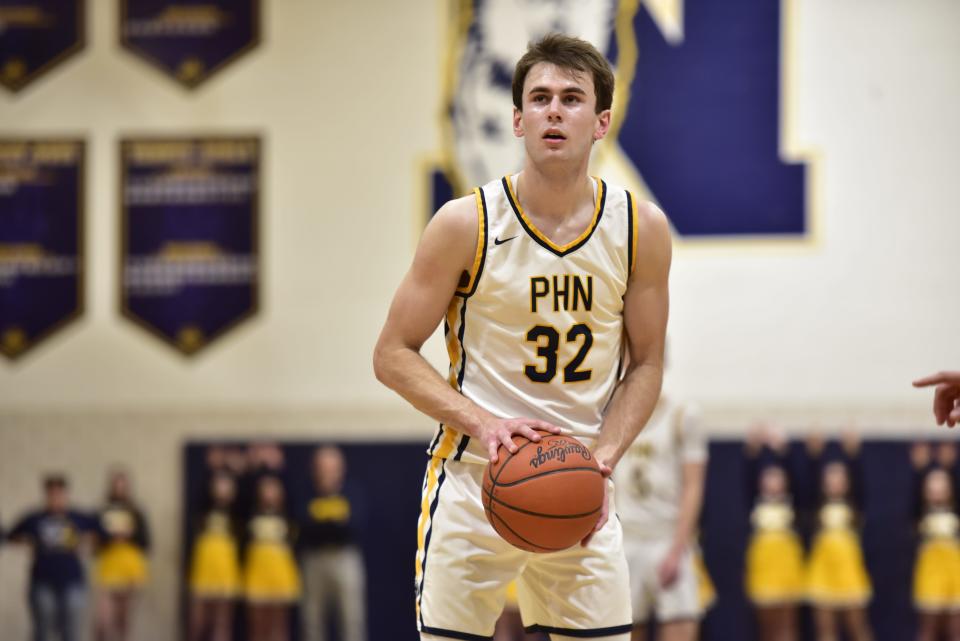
[415,456,632,640]
[622,535,702,624]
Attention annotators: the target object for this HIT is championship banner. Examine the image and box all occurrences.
[120,137,259,356]
[119,0,260,89]
[0,1,85,93]
[0,140,84,360]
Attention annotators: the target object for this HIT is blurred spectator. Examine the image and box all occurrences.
[743,424,804,641]
[914,372,960,427]
[93,468,151,641]
[804,432,873,641]
[299,445,367,641]
[188,470,241,641]
[613,396,709,641]
[911,442,960,641]
[238,442,286,522]
[244,474,300,641]
[7,474,99,641]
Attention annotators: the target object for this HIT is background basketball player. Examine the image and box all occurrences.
[614,392,707,641]
[374,33,671,641]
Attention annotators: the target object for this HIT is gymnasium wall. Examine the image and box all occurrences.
[0,0,957,419]
[1,1,958,640]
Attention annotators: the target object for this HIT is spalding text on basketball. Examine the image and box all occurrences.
[529,441,592,469]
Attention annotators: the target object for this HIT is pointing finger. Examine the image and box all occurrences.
[914,375,944,388]
[915,372,960,388]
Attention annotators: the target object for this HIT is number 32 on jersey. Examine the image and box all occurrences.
[524,274,595,384]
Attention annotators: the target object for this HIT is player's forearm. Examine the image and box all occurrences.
[593,360,663,469]
[373,344,492,437]
[671,480,704,553]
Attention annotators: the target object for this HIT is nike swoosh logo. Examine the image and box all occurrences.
[494,235,518,246]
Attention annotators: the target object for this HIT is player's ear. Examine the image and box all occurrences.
[513,106,524,138]
[593,109,611,142]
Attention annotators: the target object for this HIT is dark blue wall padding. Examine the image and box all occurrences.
[183,439,925,641]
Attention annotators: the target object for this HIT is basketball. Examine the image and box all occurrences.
[482,431,605,553]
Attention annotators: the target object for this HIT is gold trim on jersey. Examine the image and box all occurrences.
[455,188,488,296]
[503,174,606,255]
[445,297,465,388]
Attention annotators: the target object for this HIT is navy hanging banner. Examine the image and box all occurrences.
[0,140,84,360]
[120,137,259,356]
[0,1,85,92]
[119,0,260,89]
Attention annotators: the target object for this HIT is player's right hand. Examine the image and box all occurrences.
[913,371,960,427]
[479,418,562,463]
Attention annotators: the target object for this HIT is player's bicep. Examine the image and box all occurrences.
[623,202,672,366]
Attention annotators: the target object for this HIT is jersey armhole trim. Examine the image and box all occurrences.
[455,188,488,298]
[627,190,639,276]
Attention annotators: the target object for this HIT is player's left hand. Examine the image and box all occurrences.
[657,548,683,588]
[581,460,613,547]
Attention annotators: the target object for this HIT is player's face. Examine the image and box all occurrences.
[513,62,610,168]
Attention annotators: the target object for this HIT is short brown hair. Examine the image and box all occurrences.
[512,33,615,114]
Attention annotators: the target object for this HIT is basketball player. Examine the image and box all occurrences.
[374,34,671,641]
[613,396,707,641]
[914,372,960,427]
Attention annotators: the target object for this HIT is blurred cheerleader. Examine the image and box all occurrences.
[188,470,242,641]
[243,474,301,641]
[94,469,150,641]
[912,442,960,641]
[805,433,873,641]
[744,424,805,641]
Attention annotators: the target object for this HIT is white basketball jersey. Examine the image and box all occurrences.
[613,398,707,540]
[427,174,639,465]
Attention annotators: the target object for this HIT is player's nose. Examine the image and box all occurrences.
[547,95,562,119]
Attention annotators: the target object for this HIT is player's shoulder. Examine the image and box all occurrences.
[430,193,479,235]
[597,181,669,228]
[632,198,669,235]
[418,194,480,270]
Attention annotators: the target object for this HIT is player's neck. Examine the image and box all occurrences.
[515,163,593,222]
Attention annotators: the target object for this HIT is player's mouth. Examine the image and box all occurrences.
[542,129,567,142]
